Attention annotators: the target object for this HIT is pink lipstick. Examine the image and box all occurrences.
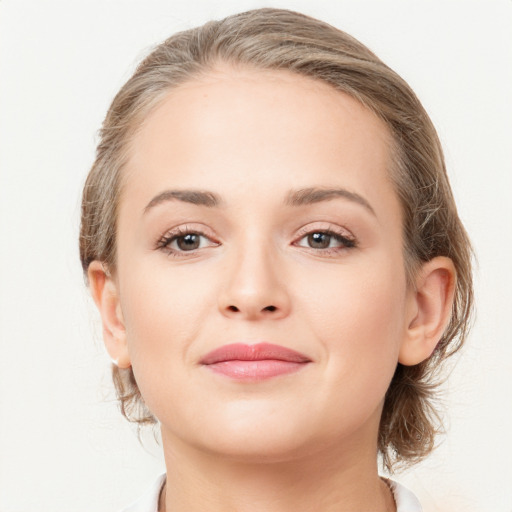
[200,343,311,381]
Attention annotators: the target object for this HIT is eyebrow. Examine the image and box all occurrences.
[143,187,375,216]
[144,190,222,212]
[285,187,376,215]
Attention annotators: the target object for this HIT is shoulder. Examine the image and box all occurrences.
[119,474,166,512]
[386,479,423,512]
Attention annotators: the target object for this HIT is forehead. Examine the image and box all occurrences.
[122,67,397,219]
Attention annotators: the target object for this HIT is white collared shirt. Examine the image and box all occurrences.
[120,474,422,512]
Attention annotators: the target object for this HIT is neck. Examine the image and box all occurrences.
[158,431,395,512]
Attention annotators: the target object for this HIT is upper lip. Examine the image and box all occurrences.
[200,342,311,364]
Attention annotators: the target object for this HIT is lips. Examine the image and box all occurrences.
[200,342,311,381]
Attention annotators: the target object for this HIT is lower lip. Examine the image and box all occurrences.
[205,360,308,381]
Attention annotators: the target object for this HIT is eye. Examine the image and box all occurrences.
[156,227,219,257]
[295,229,356,252]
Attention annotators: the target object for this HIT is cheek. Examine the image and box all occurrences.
[298,256,407,380]
[118,259,214,379]
[117,261,216,417]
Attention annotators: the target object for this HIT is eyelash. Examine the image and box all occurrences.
[156,226,219,258]
[294,226,357,255]
[156,226,357,259]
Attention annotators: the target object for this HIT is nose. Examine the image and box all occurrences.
[217,244,291,321]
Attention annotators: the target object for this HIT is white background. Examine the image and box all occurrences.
[0,1,511,511]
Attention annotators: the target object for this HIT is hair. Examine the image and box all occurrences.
[80,7,473,472]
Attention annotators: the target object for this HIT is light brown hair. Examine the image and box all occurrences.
[80,8,473,472]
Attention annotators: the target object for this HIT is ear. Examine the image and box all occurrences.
[87,261,131,369]
[399,256,456,366]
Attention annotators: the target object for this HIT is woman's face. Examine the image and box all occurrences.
[112,68,415,462]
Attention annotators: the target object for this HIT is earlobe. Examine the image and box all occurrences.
[399,257,456,366]
[87,261,131,369]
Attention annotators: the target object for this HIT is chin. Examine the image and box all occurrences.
[201,431,313,464]
[184,409,330,464]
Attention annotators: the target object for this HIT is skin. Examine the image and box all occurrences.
[89,66,456,512]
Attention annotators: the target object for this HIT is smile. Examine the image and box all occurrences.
[200,342,311,381]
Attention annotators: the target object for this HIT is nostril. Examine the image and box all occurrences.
[225,304,277,314]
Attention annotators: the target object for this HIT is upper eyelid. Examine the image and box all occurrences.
[160,224,352,237]
[294,223,354,239]
[293,230,356,248]
[161,224,218,240]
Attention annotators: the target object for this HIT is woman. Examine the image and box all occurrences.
[80,8,473,511]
